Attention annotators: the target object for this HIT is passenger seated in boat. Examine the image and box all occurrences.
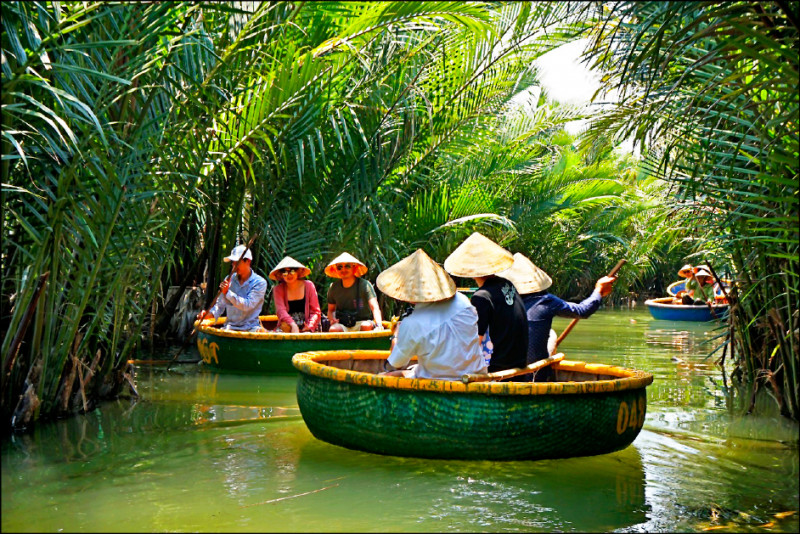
[682,268,715,306]
[269,256,321,333]
[672,263,695,304]
[197,244,268,332]
[499,253,616,382]
[376,249,486,380]
[324,252,384,332]
[444,233,529,379]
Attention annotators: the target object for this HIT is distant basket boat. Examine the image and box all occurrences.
[195,316,392,373]
[292,350,653,461]
[645,297,729,322]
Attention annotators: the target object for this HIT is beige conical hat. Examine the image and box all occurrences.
[498,253,552,294]
[376,249,456,303]
[324,252,368,278]
[678,264,694,277]
[269,256,312,281]
[443,232,514,278]
[694,268,713,280]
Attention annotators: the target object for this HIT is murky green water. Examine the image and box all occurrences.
[2,308,798,532]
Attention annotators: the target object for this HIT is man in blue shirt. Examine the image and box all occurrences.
[500,253,616,381]
[197,244,268,332]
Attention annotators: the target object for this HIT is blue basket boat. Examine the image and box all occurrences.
[645,297,729,322]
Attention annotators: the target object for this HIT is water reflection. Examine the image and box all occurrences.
[283,439,647,532]
[2,309,798,533]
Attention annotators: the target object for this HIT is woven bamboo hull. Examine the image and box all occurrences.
[195,316,392,373]
[645,297,729,322]
[293,350,653,461]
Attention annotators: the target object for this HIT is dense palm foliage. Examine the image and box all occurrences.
[579,1,799,419]
[3,1,793,430]
[0,1,604,430]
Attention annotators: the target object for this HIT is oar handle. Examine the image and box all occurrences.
[462,354,565,384]
[556,259,626,348]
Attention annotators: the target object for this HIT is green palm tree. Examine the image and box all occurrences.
[579,0,799,419]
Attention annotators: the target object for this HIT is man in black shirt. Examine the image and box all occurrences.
[444,233,529,376]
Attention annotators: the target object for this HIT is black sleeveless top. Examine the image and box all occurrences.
[288,298,305,314]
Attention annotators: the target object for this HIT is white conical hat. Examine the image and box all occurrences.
[678,264,694,277]
[498,253,552,294]
[694,268,713,280]
[443,232,514,278]
[324,252,368,278]
[376,249,456,303]
[269,256,312,281]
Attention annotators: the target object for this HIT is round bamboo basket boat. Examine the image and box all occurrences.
[292,350,654,460]
[195,316,392,373]
[645,297,729,322]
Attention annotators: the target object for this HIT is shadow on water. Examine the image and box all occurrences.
[285,439,648,533]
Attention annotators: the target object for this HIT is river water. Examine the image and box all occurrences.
[2,308,798,532]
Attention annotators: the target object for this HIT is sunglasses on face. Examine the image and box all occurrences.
[281,268,298,275]
[335,264,353,271]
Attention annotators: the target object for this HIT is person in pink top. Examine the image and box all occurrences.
[269,256,321,333]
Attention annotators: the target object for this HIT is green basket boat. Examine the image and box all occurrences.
[293,350,654,461]
[195,316,392,373]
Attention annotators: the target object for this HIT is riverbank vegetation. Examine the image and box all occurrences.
[2,1,797,430]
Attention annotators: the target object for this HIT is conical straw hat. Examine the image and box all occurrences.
[694,268,713,280]
[498,253,552,294]
[443,232,514,278]
[324,252,368,278]
[269,256,312,281]
[376,249,456,303]
[678,264,694,277]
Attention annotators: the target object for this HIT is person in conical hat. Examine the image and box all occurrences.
[197,243,268,332]
[683,267,716,306]
[499,253,617,382]
[376,249,486,380]
[444,233,528,377]
[269,256,321,333]
[325,252,383,331]
[678,264,694,278]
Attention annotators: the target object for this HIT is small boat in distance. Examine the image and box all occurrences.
[195,316,392,373]
[645,297,729,322]
[292,349,653,461]
[666,279,731,298]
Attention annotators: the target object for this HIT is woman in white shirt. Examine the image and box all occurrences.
[376,249,487,380]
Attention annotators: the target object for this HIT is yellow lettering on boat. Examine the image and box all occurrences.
[616,402,629,434]
[198,339,209,363]
[198,338,220,364]
[628,401,638,431]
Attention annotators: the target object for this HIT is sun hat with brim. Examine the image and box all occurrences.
[694,268,713,280]
[443,232,514,278]
[678,264,694,277]
[324,252,368,278]
[498,253,552,294]
[224,244,253,262]
[269,256,311,281]
[376,249,456,303]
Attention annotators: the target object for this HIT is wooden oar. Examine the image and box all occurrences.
[461,353,565,384]
[555,259,626,349]
[700,261,729,319]
[190,232,259,337]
